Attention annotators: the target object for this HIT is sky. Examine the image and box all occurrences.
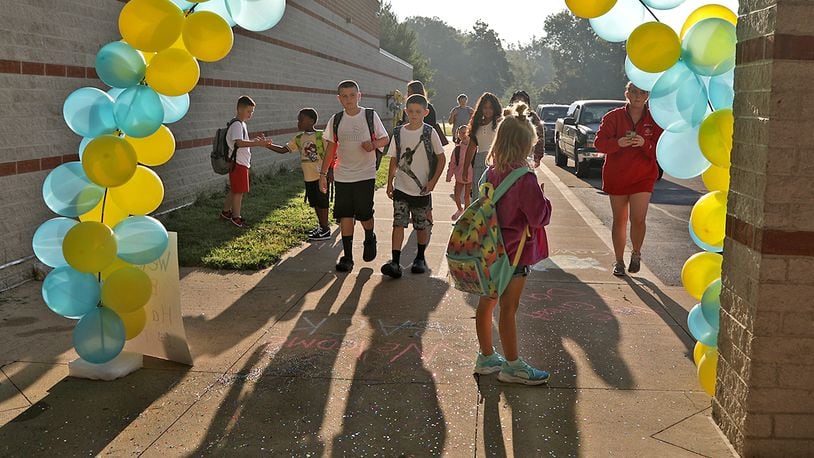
[388,0,740,45]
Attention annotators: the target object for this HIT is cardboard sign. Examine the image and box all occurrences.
[124,232,193,365]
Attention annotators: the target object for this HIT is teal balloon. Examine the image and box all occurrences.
[73,307,126,364]
[170,0,194,10]
[114,216,169,265]
[589,0,646,43]
[33,217,78,267]
[159,93,190,124]
[701,279,722,329]
[62,87,117,138]
[708,69,734,110]
[197,0,237,27]
[689,220,723,253]
[42,162,105,217]
[682,18,737,77]
[650,61,709,132]
[625,56,663,92]
[95,41,146,89]
[78,136,93,160]
[108,87,125,101]
[688,304,718,346]
[656,127,710,179]
[226,0,286,32]
[113,86,164,138]
[642,0,686,9]
[42,266,100,319]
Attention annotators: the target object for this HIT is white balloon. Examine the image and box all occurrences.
[590,0,648,43]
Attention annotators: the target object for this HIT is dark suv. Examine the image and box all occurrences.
[536,104,569,150]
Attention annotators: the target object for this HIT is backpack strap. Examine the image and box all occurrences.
[226,117,242,165]
[512,226,531,267]
[421,123,438,176]
[331,111,343,144]
[393,125,402,162]
[314,131,325,159]
[492,167,532,203]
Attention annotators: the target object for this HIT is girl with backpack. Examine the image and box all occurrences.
[472,102,553,385]
[462,92,502,199]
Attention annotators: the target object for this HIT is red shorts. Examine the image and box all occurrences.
[229,164,250,193]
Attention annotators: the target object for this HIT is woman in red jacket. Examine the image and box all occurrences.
[594,82,664,277]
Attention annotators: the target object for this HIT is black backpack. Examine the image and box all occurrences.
[211,117,241,175]
[331,108,384,170]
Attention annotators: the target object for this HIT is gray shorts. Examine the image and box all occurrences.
[393,189,432,230]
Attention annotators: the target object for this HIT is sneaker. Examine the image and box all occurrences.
[336,256,354,272]
[474,349,506,375]
[628,252,641,274]
[231,216,246,228]
[309,227,332,242]
[220,210,232,220]
[306,226,321,237]
[497,359,550,385]
[612,261,626,277]
[411,258,428,274]
[363,234,377,262]
[381,260,402,279]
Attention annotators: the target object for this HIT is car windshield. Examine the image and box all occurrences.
[541,107,568,122]
[580,104,623,124]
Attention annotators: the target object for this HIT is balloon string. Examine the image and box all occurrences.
[638,1,662,22]
[186,3,197,15]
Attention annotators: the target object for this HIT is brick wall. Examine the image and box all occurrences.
[0,0,412,290]
[715,0,814,454]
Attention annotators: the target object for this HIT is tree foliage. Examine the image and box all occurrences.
[377,2,433,86]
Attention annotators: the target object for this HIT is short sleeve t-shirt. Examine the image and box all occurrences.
[324,108,388,183]
[386,124,445,196]
[286,131,324,182]
[451,106,474,130]
[474,122,499,153]
[226,120,251,167]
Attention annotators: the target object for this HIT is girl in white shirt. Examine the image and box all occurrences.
[462,92,502,198]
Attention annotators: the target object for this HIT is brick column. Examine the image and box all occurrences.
[715,0,814,454]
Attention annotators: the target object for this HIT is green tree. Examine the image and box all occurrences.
[378,2,433,86]
[541,10,627,102]
[405,16,468,112]
[505,37,554,106]
[465,20,513,100]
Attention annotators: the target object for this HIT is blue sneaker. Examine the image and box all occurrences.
[497,359,550,385]
[474,349,506,375]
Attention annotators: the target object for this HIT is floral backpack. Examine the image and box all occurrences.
[446,167,531,297]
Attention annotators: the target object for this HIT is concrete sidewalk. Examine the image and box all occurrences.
[0,153,736,456]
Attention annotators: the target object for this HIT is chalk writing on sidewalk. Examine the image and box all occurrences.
[521,287,649,322]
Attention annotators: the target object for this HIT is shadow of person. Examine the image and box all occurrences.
[331,274,450,456]
[474,269,635,456]
[189,268,370,456]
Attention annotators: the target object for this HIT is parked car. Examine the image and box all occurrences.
[536,104,569,150]
[553,99,625,177]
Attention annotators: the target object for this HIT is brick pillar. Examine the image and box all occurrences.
[715,0,814,455]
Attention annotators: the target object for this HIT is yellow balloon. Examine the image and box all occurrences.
[146,48,200,97]
[101,266,153,314]
[627,22,681,73]
[63,221,117,273]
[119,307,147,340]
[691,191,728,248]
[169,35,187,52]
[100,256,134,281]
[697,350,719,396]
[110,166,165,215]
[183,11,234,62]
[80,196,130,228]
[140,51,156,64]
[702,164,730,193]
[693,341,715,366]
[681,4,738,39]
[119,0,185,52]
[565,0,617,18]
[82,135,138,188]
[698,109,733,168]
[681,252,724,300]
[126,125,176,167]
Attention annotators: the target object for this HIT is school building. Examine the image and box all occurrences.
[0,0,412,289]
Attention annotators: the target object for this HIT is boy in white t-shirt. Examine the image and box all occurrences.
[267,108,332,241]
[220,95,271,228]
[319,80,389,273]
[381,94,446,278]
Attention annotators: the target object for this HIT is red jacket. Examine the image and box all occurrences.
[594,105,663,195]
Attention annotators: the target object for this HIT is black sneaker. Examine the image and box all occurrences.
[612,261,626,277]
[306,226,320,237]
[309,227,332,242]
[411,258,428,274]
[363,234,377,262]
[336,256,354,272]
[628,252,641,274]
[381,260,402,278]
